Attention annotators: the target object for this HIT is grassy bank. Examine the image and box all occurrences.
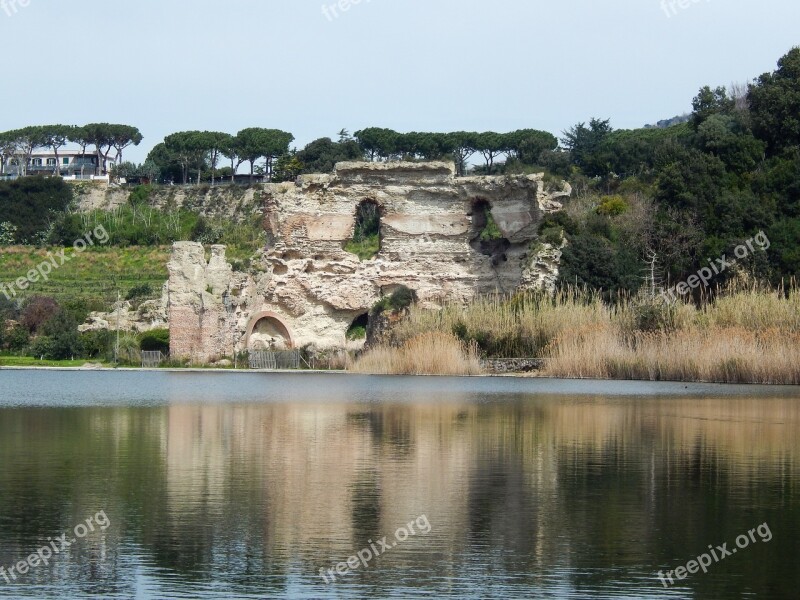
[0,355,111,368]
[0,246,170,307]
[374,283,800,384]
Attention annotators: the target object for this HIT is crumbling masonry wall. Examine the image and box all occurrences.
[168,161,569,363]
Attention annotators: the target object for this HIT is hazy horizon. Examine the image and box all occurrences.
[2,0,798,163]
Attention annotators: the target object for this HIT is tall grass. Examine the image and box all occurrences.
[542,326,800,384]
[387,282,800,384]
[350,332,482,376]
[393,288,611,358]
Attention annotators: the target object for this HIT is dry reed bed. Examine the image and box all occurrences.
[359,284,800,384]
[350,332,482,376]
[543,326,800,384]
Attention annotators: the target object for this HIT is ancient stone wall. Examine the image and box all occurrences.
[168,161,570,362]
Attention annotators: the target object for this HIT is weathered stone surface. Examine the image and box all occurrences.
[79,284,169,334]
[169,161,570,362]
[75,183,262,221]
[521,241,564,293]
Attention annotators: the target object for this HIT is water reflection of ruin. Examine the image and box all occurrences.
[2,393,796,592]
[161,396,799,571]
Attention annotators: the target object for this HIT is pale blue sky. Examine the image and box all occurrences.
[2,0,798,163]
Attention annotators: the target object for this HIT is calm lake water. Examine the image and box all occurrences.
[0,371,798,599]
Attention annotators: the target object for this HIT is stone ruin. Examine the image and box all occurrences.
[167,161,570,363]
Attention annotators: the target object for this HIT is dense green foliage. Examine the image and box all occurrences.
[149,128,293,184]
[555,47,800,297]
[295,132,362,173]
[0,294,161,363]
[0,177,73,243]
[353,128,557,175]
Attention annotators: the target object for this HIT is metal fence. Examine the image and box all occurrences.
[248,350,302,370]
[141,351,165,368]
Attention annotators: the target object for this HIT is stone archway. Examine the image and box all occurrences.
[245,311,294,350]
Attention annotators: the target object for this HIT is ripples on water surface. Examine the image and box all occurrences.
[0,371,798,599]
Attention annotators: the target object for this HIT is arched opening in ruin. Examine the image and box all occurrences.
[469,199,510,263]
[246,312,294,350]
[346,313,369,341]
[344,199,381,261]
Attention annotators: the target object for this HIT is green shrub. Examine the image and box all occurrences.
[5,325,29,352]
[191,216,224,244]
[370,296,392,316]
[126,283,154,301]
[41,309,83,359]
[346,314,369,340]
[0,297,19,322]
[388,286,417,311]
[344,234,380,261]
[451,321,468,341]
[539,211,579,236]
[128,184,153,205]
[539,226,564,246]
[116,333,141,365]
[596,195,629,216]
[0,222,18,245]
[479,207,503,242]
[81,330,114,360]
[61,298,92,325]
[371,286,418,316]
[346,325,367,340]
[230,257,252,272]
[28,336,56,359]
